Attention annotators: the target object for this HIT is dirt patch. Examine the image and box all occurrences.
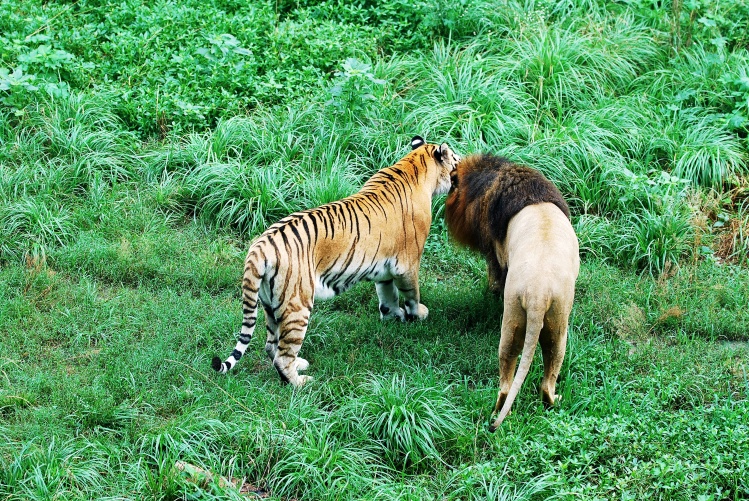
[613,302,648,344]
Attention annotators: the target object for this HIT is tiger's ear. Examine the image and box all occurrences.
[411,136,425,150]
[434,142,450,163]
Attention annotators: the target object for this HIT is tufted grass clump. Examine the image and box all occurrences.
[672,117,746,189]
[5,94,136,194]
[345,373,469,470]
[620,206,695,275]
[183,159,297,235]
[0,195,75,262]
[0,437,111,500]
[445,462,556,501]
[269,420,384,500]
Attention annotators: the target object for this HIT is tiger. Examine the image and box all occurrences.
[212,136,461,386]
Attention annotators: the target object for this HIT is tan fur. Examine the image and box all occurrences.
[213,137,460,387]
[445,154,579,430]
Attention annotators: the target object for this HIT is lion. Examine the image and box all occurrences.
[445,153,580,430]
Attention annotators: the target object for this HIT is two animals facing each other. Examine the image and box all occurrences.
[212,137,580,428]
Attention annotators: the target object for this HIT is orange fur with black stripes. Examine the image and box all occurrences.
[212,136,460,386]
[445,154,579,430]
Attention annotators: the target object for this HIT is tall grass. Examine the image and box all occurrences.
[0,437,111,500]
[270,420,383,500]
[185,159,296,235]
[673,117,746,188]
[345,373,469,470]
[0,94,139,262]
[621,206,695,274]
[445,462,556,501]
[13,94,136,193]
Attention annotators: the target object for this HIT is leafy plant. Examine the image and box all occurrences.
[327,58,387,115]
[614,167,692,212]
[0,67,38,111]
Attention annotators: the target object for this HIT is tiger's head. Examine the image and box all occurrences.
[410,135,460,196]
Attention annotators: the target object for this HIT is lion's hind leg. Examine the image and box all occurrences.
[539,309,568,408]
[493,301,525,415]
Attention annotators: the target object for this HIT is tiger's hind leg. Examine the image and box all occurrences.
[263,304,279,362]
[376,279,405,321]
[264,304,309,378]
[273,303,313,387]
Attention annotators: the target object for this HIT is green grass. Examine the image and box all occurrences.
[1,244,748,499]
[2,0,749,499]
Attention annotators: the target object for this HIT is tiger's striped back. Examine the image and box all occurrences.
[212,136,460,386]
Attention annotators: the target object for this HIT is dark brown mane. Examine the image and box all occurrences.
[445,154,570,253]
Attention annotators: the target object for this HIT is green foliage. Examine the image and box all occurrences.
[2,0,749,499]
[2,252,748,499]
[673,0,749,52]
[327,58,387,115]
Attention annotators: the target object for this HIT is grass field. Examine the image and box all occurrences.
[2,0,749,499]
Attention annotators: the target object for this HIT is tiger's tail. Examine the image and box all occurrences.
[212,244,267,374]
[489,304,545,431]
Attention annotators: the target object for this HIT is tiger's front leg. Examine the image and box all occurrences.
[394,271,428,321]
[376,279,405,321]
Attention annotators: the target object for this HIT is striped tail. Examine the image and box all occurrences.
[489,305,544,431]
[212,246,267,374]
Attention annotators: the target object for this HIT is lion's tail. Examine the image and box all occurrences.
[490,303,545,430]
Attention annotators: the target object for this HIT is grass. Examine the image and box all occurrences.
[2,0,749,499]
[1,246,748,499]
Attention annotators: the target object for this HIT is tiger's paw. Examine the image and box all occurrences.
[379,305,406,322]
[295,357,310,372]
[294,375,314,387]
[405,303,429,321]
